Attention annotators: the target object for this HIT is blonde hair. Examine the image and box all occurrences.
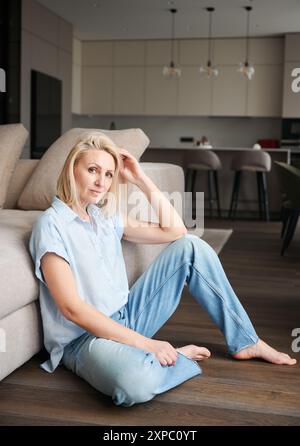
[56,131,121,217]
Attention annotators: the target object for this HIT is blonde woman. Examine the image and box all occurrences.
[29,132,296,407]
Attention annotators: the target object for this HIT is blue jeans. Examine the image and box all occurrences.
[62,234,259,407]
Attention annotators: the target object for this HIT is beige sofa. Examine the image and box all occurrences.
[0,158,197,381]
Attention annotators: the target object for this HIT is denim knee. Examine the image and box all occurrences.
[172,233,215,260]
[111,353,162,407]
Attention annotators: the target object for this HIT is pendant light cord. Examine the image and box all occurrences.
[206,7,214,67]
[245,6,252,65]
[170,8,177,66]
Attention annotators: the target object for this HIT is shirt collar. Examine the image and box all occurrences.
[51,196,101,223]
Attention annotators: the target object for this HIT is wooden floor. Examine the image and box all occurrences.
[1,218,300,426]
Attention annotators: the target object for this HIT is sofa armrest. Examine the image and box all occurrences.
[139,162,184,193]
[122,162,185,223]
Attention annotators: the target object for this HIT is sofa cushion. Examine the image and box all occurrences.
[0,210,42,320]
[0,301,43,381]
[0,124,28,209]
[17,128,150,211]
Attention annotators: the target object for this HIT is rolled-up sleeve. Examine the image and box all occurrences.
[29,216,70,285]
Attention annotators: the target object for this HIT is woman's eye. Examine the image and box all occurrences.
[88,167,97,173]
[107,172,113,178]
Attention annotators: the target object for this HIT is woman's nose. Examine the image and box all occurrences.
[95,174,106,186]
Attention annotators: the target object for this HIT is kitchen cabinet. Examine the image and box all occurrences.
[214,39,246,65]
[82,41,113,66]
[177,67,211,115]
[212,66,247,116]
[249,37,284,64]
[144,40,179,115]
[146,40,179,66]
[178,39,208,66]
[79,37,285,117]
[112,42,145,114]
[145,67,177,115]
[82,66,113,114]
[247,65,283,117]
[113,67,144,115]
[113,41,145,66]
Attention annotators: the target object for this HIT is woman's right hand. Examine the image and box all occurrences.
[141,338,178,366]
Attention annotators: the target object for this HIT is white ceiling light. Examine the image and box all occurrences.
[238,6,255,80]
[162,8,181,79]
[199,7,218,79]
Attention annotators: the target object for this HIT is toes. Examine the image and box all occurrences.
[197,347,211,357]
[276,354,297,365]
[195,349,211,360]
[196,355,211,361]
[279,353,297,364]
[281,359,296,365]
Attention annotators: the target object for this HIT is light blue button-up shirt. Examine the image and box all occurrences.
[29,196,129,373]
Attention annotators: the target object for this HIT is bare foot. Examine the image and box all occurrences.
[176,344,211,361]
[232,339,297,365]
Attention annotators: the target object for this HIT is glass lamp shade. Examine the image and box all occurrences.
[199,63,219,78]
[162,62,181,78]
[237,62,255,80]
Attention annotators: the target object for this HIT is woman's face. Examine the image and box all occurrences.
[73,149,116,207]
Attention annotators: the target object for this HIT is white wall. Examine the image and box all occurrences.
[21,0,73,158]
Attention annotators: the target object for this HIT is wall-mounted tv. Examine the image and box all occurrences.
[31,70,62,159]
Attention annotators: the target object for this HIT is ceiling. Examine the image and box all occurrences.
[37,0,300,41]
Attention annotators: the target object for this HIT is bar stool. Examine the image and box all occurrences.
[228,150,271,221]
[184,150,222,218]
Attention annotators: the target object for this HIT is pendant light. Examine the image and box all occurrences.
[238,6,255,80]
[163,8,181,78]
[199,7,218,78]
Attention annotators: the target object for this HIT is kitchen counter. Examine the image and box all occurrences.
[149,146,291,152]
[148,146,291,163]
[281,146,300,153]
[141,147,290,219]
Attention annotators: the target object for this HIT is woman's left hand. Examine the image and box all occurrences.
[118,148,146,185]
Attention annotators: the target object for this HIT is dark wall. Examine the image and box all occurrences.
[0,0,21,124]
